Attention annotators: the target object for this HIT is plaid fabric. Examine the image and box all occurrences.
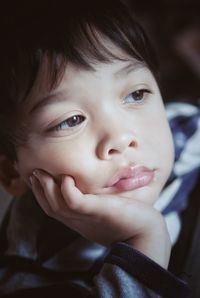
[155,102,200,244]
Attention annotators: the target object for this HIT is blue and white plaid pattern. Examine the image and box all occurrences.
[155,102,200,244]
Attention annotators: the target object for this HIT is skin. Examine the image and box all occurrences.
[13,45,175,268]
[16,60,174,201]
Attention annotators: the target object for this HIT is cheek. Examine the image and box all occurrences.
[153,120,174,180]
[16,141,96,189]
[142,105,174,178]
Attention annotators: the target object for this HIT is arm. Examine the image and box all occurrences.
[29,170,189,297]
[95,242,189,298]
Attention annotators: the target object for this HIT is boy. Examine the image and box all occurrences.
[0,0,190,297]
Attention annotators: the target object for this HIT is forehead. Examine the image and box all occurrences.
[65,64,151,105]
[26,63,154,124]
[29,61,145,110]
[24,42,147,108]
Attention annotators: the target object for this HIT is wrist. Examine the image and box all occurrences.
[126,212,171,269]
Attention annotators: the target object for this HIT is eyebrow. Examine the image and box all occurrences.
[30,61,145,114]
[114,61,145,78]
[30,91,66,114]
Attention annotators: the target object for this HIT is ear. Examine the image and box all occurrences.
[0,155,28,197]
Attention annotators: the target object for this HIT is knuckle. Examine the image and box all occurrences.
[42,178,49,189]
[51,204,61,214]
[44,208,54,217]
[66,198,80,211]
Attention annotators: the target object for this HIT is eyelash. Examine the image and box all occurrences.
[53,115,86,131]
[49,89,151,133]
[123,88,151,104]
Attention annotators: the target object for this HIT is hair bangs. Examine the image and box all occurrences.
[18,2,158,104]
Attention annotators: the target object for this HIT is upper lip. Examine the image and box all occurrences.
[107,165,154,188]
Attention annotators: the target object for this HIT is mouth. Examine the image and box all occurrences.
[107,165,155,192]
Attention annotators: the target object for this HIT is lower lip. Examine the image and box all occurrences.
[112,171,154,192]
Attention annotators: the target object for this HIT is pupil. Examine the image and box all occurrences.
[70,116,79,125]
[135,90,142,100]
[67,115,84,127]
[72,116,78,123]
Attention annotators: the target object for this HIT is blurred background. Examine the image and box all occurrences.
[127,0,200,103]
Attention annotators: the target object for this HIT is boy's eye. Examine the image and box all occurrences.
[124,89,151,104]
[54,115,85,131]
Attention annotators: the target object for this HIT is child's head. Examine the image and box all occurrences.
[0,0,174,203]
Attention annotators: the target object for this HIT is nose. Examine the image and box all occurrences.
[96,130,137,160]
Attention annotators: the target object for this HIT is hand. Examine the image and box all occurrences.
[30,169,171,268]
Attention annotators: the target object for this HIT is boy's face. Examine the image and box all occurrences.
[15,51,174,205]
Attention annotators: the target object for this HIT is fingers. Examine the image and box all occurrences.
[61,175,99,215]
[30,170,95,218]
[30,169,137,222]
[29,174,53,216]
[30,170,69,218]
[61,176,84,210]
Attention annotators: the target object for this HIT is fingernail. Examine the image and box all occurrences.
[29,175,34,186]
[33,169,40,179]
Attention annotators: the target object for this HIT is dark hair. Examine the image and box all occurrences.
[0,0,158,160]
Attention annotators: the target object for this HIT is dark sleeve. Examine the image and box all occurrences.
[0,243,190,298]
[93,242,190,298]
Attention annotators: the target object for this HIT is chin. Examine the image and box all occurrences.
[120,186,162,205]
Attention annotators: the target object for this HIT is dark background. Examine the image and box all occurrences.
[127,0,200,103]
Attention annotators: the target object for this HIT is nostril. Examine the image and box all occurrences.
[129,140,137,147]
[97,135,137,160]
[108,148,118,155]
[107,139,137,156]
